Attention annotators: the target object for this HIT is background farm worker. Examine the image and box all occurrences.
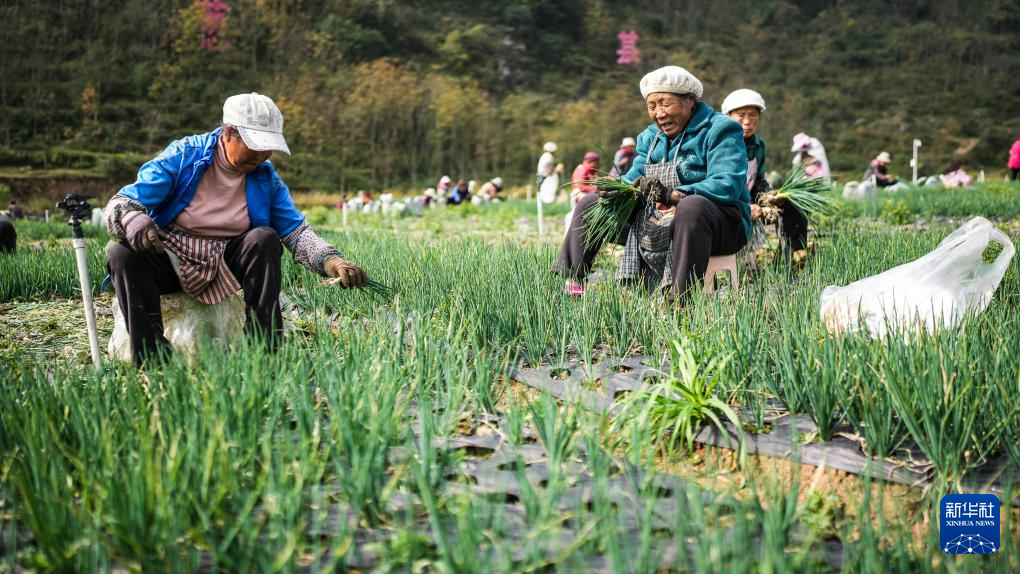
[435,175,452,204]
[536,141,560,189]
[6,201,24,219]
[104,92,368,365]
[863,151,899,187]
[1008,138,1020,181]
[571,152,600,207]
[448,178,470,205]
[723,88,808,261]
[0,212,16,253]
[610,137,637,177]
[939,160,973,188]
[555,65,749,303]
[791,132,831,184]
[478,177,504,201]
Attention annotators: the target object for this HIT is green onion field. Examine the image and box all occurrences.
[2,184,1019,572]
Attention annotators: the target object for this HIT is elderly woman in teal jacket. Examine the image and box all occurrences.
[105,93,368,364]
[556,66,750,304]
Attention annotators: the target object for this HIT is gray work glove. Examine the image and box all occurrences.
[123,212,165,253]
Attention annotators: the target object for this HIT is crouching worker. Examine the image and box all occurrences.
[722,89,808,263]
[555,66,750,305]
[0,212,15,253]
[105,93,367,365]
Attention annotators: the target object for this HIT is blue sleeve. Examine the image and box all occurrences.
[267,167,305,237]
[682,120,749,207]
[115,147,183,213]
[623,130,652,184]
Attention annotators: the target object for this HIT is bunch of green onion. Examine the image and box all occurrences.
[579,177,641,248]
[760,163,839,221]
[324,276,395,298]
[362,279,395,297]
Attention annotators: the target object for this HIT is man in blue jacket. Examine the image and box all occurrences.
[105,93,367,364]
[556,66,750,304]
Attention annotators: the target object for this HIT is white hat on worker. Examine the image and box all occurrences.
[543,141,558,153]
[876,151,892,163]
[621,137,636,147]
[222,93,291,155]
[491,177,504,188]
[640,66,704,100]
[721,89,766,114]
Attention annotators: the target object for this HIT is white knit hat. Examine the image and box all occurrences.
[543,141,558,153]
[222,93,290,155]
[721,89,766,114]
[621,137,636,147]
[639,66,704,100]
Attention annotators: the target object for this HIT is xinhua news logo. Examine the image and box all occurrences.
[940,494,1000,555]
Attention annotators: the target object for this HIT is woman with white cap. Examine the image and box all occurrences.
[863,151,899,187]
[477,177,504,202]
[103,93,369,365]
[536,142,561,189]
[610,136,637,177]
[555,66,750,304]
[722,88,808,260]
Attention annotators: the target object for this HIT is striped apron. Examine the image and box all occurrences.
[162,226,240,305]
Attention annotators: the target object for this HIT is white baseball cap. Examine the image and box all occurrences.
[721,89,766,114]
[222,93,291,155]
[621,137,636,147]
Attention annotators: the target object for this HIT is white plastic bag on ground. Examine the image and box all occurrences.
[108,292,246,361]
[842,180,876,200]
[820,217,1014,339]
[539,173,558,204]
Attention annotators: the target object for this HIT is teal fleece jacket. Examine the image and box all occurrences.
[623,102,751,241]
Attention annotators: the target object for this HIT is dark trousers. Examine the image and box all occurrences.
[0,221,15,253]
[780,204,808,252]
[556,193,746,301]
[108,227,283,365]
[1011,168,1019,181]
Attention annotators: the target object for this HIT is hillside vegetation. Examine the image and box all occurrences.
[1,0,1018,192]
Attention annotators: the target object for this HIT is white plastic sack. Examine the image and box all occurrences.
[108,292,246,361]
[842,180,876,200]
[820,217,1014,339]
[539,173,558,204]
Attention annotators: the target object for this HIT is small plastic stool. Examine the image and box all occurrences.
[704,254,739,294]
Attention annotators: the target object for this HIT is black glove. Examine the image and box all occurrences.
[597,178,626,199]
[751,178,771,204]
[639,178,671,205]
